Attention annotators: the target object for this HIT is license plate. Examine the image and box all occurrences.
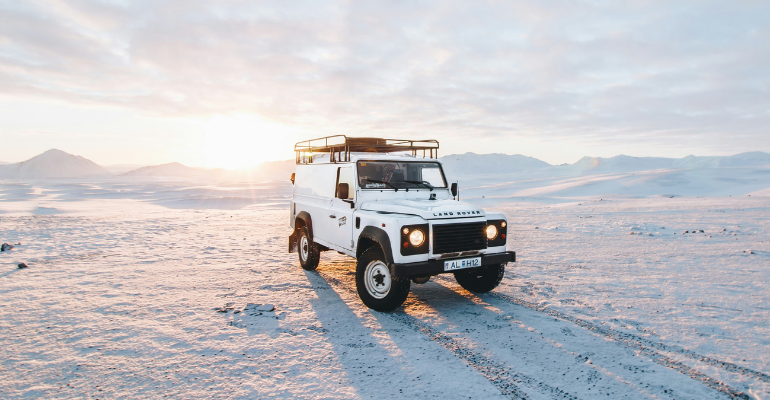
[444,257,481,271]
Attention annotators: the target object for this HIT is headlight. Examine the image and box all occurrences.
[486,224,498,240]
[409,229,425,247]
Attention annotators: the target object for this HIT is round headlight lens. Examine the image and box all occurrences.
[409,229,425,247]
[486,225,498,240]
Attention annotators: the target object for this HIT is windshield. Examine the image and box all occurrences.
[357,161,447,189]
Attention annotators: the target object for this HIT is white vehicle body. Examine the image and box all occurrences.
[288,136,515,311]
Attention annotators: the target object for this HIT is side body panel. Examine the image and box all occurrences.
[291,163,338,243]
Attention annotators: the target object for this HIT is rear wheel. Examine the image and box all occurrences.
[356,247,410,312]
[298,226,320,271]
[454,263,505,293]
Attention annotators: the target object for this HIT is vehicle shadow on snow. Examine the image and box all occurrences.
[301,269,417,399]
[302,266,510,399]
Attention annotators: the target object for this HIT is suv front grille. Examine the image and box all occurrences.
[432,222,487,254]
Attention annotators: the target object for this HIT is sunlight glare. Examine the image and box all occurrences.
[201,115,295,170]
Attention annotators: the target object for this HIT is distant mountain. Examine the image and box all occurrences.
[567,152,770,173]
[673,152,770,168]
[105,164,148,174]
[440,152,552,177]
[0,149,111,179]
[121,160,297,181]
[122,162,227,178]
[243,159,296,182]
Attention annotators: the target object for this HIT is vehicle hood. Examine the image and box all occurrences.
[359,199,485,220]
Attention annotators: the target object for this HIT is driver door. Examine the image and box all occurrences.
[329,166,355,250]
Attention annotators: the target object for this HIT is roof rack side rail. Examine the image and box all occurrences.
[294,136,439,164]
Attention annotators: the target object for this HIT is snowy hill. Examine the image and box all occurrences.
[121,160,296,182]
[442,151,770,199]
[440,152,552,178]
[0,149,111,179]
[566,152,770,174]
[241,160,296,182]
[122,162,227,178]
[440,151,770,177]
[105,164,148,174]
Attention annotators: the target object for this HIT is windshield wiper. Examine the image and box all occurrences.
[403,180,434,191]
[364,178,398,191]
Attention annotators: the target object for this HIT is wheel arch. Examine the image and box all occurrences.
[289,211,313,253]
[357,226,394,266]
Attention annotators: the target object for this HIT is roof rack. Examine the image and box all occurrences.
[295,135,439,164]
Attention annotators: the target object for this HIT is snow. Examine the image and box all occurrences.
[1,152,769,399]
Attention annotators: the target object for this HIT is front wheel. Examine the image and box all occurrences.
[454,263,505,293]
[355,247,410,312]
[298,226,320,271]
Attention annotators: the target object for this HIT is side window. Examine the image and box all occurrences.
[336,167,355,199]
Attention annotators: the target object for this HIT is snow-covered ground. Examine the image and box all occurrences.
[1,174,769,399]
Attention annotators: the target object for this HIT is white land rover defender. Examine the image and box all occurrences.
[288,136,516,312]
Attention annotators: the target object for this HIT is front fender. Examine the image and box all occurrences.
[358,226,394,266]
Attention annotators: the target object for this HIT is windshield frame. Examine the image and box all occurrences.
[356,160,448,190]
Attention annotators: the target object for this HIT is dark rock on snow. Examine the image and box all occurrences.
[1,243,14,251]
[17,263,28,269]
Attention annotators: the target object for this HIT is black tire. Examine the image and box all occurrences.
[298,226,320,271]
[355,246,410,312]
[454,263,505,293]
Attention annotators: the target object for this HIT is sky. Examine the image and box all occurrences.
[1,0,769,169]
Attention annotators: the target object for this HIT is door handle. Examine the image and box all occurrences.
[329,215,336,218]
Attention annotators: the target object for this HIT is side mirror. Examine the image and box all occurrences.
[337,183,349,200]
[451,182,458,198]
[290,173,295,185]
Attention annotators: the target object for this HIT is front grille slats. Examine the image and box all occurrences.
[432,222,487,254]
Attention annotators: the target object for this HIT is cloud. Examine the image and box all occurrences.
[1,0,769,156]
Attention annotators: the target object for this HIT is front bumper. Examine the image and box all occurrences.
[390,251,516,278]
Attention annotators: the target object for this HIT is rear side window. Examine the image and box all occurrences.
[336,167,355,199]
[293,164,338,198]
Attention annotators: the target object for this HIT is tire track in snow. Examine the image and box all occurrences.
[317,271,577,400]
[387,311,577,400]
[436,278,754,399]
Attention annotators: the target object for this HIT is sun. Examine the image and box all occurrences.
[200,115,296,170]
